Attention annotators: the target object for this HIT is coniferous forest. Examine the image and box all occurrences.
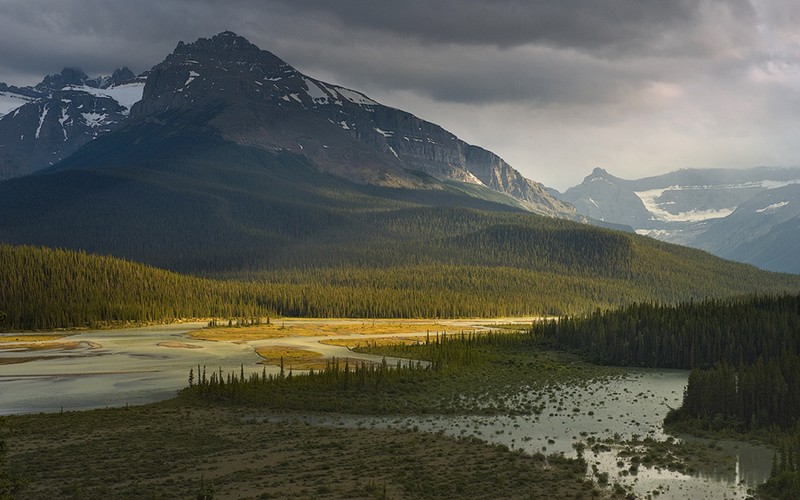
[534,295,800,429]
[2,242,800,331]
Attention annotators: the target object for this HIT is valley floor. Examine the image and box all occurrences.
[3,403,593,499]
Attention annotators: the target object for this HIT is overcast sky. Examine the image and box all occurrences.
[2,0,799,190]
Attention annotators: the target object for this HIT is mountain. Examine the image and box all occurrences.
[559,168,651,229]
[0,33,570,215]
[692,184,800,274]
[0,68,146,180]
[1,31,798,314]
[559,166,800,271]
[128,31,571,216]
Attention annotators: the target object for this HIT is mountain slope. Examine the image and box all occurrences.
[129,31,572,216]
[1,121,798,311]
[1,32,799,319]
[0,68,145,180]
[692,185,800,273]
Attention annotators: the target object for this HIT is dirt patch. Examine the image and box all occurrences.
[0,341,81,352]
[0,334,71,343]
[0,356,51,365]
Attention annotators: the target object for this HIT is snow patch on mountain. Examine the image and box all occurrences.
[303,77,330,103]
[35,105,48,139]
[64,82,145,111]
[81,112,109,128]
[0,92,34,117]
[756,201,789,214]
[59,107,70,140]
[761,179,800,189]
[331,86,377,106]
[184,71,200,87]
[635,186,735,222]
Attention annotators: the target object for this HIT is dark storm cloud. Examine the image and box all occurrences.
[262,0,758,57]
[0,0,759,82]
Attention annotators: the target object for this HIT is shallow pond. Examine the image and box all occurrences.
[253,370,772,499]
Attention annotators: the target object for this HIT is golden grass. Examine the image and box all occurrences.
[0,334,70,343]
[254,346,328,370]
[0,341,81,352]
[188,320,469,342]
[320,336,427,349]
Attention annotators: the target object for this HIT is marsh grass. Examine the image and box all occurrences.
[182,331,622,415]
[4,405,593,499]
[319,336,426,349]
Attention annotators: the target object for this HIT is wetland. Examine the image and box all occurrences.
[0,319,776,498]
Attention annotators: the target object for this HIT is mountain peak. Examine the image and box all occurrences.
[126,33,574,217]
[35,67,90,92]
[171,31,275,64]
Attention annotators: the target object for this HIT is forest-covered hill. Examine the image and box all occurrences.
[2,239,799,331]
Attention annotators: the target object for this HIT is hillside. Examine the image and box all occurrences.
[3,190,800,330]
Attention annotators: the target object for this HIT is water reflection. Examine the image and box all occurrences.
[250,370,772,499]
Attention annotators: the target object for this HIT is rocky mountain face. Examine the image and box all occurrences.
[559,168,653,229]
[0,68,145,180]
[558,166,800,272]
[0,32,571,216]
[129,32,573,217]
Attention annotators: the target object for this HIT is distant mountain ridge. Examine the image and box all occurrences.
[0,67,146,180]
[558,166,800,273]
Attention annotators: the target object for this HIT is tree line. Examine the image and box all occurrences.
[535,293,800,429]
[534,295,800,369]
